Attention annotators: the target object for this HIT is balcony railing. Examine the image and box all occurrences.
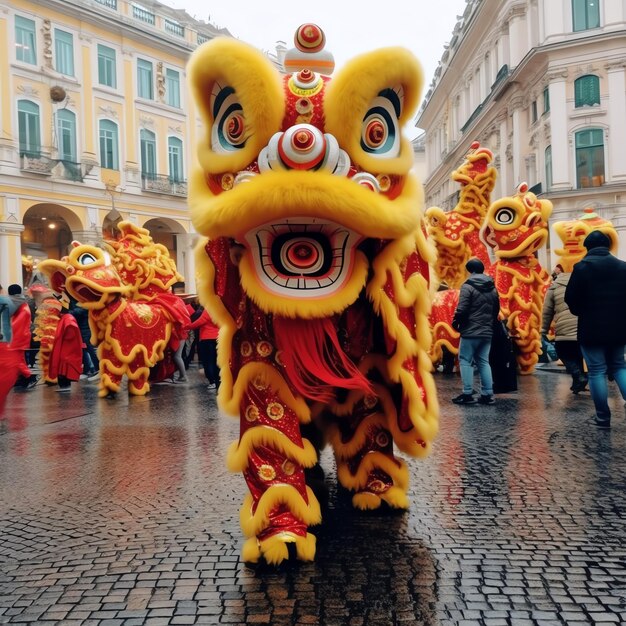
[141,173,187,196]
[94,0,117,8]
[165,19,184,37]
[132,4,155,25]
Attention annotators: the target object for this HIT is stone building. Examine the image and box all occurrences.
[416,0,626,265]
[0,0,231,289]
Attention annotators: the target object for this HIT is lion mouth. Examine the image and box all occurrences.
[68,279,104,303]
[243,217,363,298]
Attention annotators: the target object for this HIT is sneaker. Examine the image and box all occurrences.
[595,418,611,429]
[79,374,88,380]
[175,377,188,383]
[87,372,101,381]
[477,394,496,405]
[26,375,39,389]
[452,393,477,405]
[56,387,71,393]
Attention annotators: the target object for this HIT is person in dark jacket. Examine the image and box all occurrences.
[541,271,587,393]
[69,297,99,380]
[564,231,626,428]
[451,258,501,405]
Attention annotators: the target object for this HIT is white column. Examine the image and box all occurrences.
[510,96,524,185]
[0,221,25,288]
[547,71,569,190]
[175,232,197,294]
[606,60,626,182]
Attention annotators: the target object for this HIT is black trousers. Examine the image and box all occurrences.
[554,340,586,382]
[198,339,219,386]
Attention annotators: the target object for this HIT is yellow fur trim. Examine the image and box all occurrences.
[244,532,316,565]
[352,492,382,510]
[239,486,321,538]
[227,427,318,472]
[337,453,408,491]
[191,169,421,243]
[324,47,422,175]
[238,250,368,319]
[352,486,409,511]
[241,537,262,563]
[187,37,284,176]
[326,413,388,460]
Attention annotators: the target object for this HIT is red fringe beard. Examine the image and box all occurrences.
[273,316,373,403]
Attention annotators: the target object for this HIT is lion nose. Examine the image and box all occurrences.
[258,123,350,175]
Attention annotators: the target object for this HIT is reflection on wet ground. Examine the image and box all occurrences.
[1,367,625,624]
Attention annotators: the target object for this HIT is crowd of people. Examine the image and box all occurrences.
[0,285,220,413]
[448,231,626,429]
[3,231,626,426]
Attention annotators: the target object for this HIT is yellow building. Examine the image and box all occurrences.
[0,0,232,290]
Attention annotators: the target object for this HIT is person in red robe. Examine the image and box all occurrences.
[49,296,84,392]
[0,285,23,415]
[7,284,38,389]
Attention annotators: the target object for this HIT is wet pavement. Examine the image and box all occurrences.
[1,365,625,625]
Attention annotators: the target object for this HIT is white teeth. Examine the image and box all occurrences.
[243,217,362,299]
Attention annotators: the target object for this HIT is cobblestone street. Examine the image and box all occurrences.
[1,367,625,625]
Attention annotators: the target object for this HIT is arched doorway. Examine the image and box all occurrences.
[22,203,82,261]
[143,217,189,292]
[22,203,83,286]
[102,209,124,241]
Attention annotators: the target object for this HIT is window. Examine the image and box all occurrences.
[137,59,153,99]
[99,120,119,169]
[15,16,36,64]
[545,145,552,191]
[531,100,538,123]
[140,129,157,179]
[572,0,600,32]
[165,69,180,108]
[576,129,604,188]
[57,109,77,162]
[574,75,600,107]
[54,29,74,76]
[18,100,41,157]
[168,137,183,182]
[98,44,116,88]
[543,87,550,113]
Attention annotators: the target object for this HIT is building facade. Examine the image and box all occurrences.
[416,0,626,266]
[0,0,231,289]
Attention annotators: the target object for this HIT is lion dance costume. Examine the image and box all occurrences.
[481,182,553,374]
[188,25,439,564]
[552,207,619,272]
[39,223,189,397]
[426,142,497,365]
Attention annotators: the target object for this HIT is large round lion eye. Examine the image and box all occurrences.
[78,252,97,266]
[495,207,516,225]
[210,85,246,153]
[360,87,403,158]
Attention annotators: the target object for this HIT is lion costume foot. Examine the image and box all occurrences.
[242,532,317,565]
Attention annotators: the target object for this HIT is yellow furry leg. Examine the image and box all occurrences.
[352,486,409,511]
[241,532,317,565]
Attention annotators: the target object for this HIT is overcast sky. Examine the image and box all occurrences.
[169,0,468,136]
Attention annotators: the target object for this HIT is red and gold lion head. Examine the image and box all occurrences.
[188,25,431,319]
[552,208,618,272]
[39,242,130,310]
[481,182,553,258]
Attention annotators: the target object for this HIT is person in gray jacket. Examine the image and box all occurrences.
[541,271,587,393]
[451,258,501,405]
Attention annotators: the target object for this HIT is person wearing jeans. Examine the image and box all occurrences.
[451,258,501,405]
[565,230,626,428]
